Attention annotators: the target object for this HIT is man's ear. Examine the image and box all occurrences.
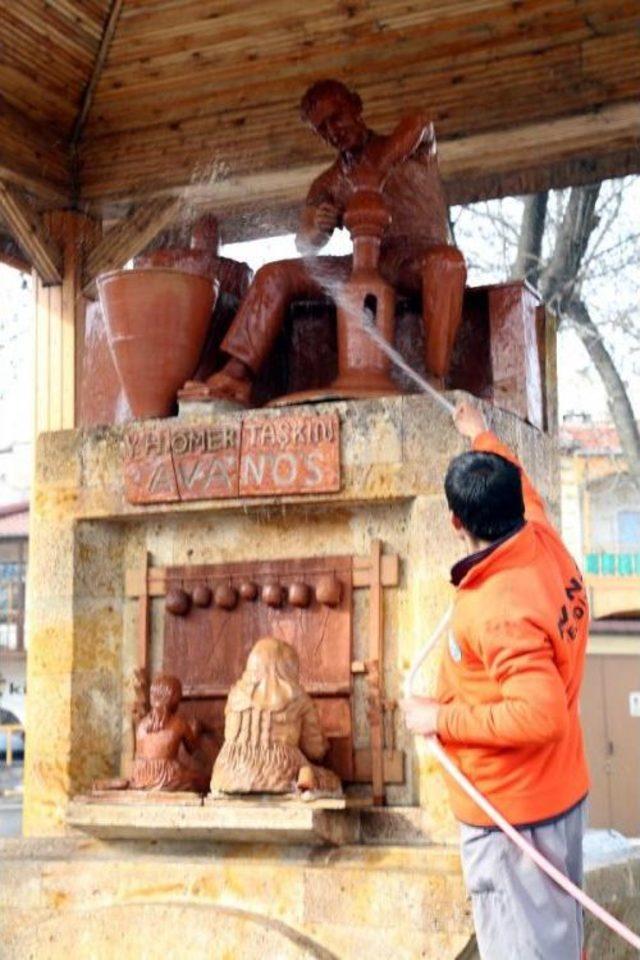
[450,512,463,532]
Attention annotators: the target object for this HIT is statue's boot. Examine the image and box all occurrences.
[178,369,252,406]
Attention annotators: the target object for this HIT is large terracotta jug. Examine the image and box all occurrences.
[97,268,218,419]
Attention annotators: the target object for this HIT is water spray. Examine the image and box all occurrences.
[361,312,456,416]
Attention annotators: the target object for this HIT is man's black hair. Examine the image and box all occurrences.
[444,451,525,542]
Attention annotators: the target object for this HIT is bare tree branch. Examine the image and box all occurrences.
[539,184,601,309]
[567,299,640,486]
[507,181,640,485]
[511,192,548,286]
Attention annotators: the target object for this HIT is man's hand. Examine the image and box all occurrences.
[453,401,487,441]
[400,696,440,737]
[312,202,339,235]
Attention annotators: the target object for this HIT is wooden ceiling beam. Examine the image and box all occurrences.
[0,231,31,274]
[0,102,71,204]
[82,196,184,292]
[85,102,639,240]
[71,0,124,149]
[0,182,62,285]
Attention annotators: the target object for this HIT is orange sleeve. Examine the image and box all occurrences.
[472,430,552,529]
[437,617,569,747]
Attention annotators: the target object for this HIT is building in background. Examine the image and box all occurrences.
[0,501,28,729]
[561,417,640,835]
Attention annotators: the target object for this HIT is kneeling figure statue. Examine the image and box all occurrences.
[131,673,209,793]
[211,636,342,795]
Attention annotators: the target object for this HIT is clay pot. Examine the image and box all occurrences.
[315,574,342,607]
[192,584,212,608]
[97,268,218,419]
[214,583,238,610]
[239,580,258,601]
[133,249,217,279]
[261,581,284,607]
[166,587,191,616]
[288,582,312,608]
[330,189,399,398]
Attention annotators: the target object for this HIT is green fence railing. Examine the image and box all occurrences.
[585,552,640,576]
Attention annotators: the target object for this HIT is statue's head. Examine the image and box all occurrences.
[244,636,281,683]
[241,637,302,710]
[300,79,367,152]
[149,674,182,713]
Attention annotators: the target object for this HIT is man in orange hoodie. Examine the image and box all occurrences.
[403,401,589,960]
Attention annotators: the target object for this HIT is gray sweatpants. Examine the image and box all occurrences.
[459,800,587,960]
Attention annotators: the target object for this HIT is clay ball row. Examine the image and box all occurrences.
[165,574,342,616]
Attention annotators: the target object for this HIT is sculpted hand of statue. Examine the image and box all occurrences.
[297,201,341,255]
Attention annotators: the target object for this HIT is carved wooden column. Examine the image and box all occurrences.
[33,210,101,433]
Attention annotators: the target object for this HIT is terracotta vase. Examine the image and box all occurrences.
[288,582,312,608]
[192,584,212,608]
[261,581,284,607]
[239,581,258,601]
[97,268,218,419]
[166,588,191,616]
[316,574,342,607]
[133,248,217,280]
[330,190,399,397]
[214,583,238,610]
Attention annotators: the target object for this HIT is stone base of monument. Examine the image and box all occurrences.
[15,392,566,959]
[67,794,364,845]
[177,396,246,417]
[2,833,639,959]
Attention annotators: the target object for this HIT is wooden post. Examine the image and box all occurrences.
[132,552,152,754]
[367,539,385,805]
[33,211,101,433]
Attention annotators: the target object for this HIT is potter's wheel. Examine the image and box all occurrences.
[268,376,402,407]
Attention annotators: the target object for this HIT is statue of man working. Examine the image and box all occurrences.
[182,79,466,405]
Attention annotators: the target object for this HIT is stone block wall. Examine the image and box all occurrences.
[23,393,557,837]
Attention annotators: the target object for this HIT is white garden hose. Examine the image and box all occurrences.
[405,607,640,952]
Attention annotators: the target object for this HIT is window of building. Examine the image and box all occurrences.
[0,559,26,651]
[617,510,640,549]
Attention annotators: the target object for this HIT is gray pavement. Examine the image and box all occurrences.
[0,761,23,837]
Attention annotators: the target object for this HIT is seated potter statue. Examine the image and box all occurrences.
[181,78,466,405]
[211,636,342,794]
[130,673,210,793]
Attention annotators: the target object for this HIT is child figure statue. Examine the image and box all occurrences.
[211,636,342,795]
[130,673,209,793]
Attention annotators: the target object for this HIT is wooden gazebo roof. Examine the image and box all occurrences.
[1,0,639,258]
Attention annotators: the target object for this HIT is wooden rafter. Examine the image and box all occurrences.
[0,103,71,204]
[91,101,638,241]
[82,196,184,291]
[0,232,30,274]
[71,0,124,149]
[0,183,62,285]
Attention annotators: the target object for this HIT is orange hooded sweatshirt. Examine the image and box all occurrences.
[436,431,590,827]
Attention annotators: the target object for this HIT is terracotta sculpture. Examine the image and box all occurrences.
[211,637,342,794]
[130,673,209,792]
[181,79,466,405]
[134,214,252,302]
[97,267,217,419]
